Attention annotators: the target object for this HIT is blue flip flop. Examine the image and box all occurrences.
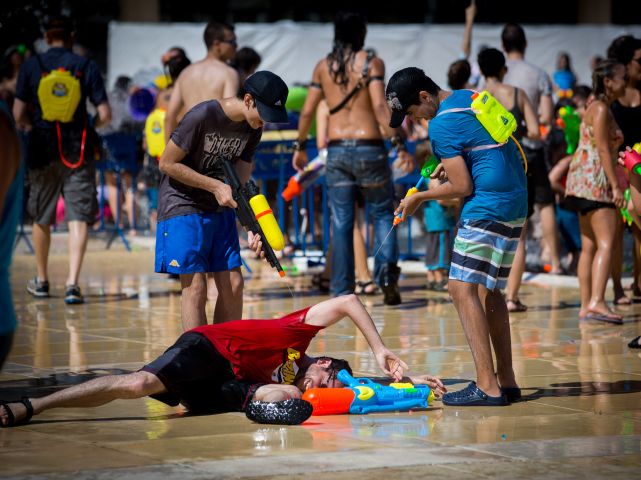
[442,381,508,406]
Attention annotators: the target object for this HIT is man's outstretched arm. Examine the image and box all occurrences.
[304,295,408,381]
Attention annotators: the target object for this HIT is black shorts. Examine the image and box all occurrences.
[564,196,616,216]
[525,146,555,218]
[141,332,259,413]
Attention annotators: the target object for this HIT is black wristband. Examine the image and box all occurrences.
[292,139,308,151]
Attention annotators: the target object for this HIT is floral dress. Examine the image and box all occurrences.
[565,113,623,203]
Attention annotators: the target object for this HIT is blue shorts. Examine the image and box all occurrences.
[155,210,242,274]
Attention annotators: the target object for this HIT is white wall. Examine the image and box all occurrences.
[108,20,641,90]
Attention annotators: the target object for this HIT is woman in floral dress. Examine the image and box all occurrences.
[565,59,628,323]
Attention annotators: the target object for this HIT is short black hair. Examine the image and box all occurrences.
[572,84,592,101]
[203,21,234,50]
[501,23,527,54]
[317,356,352,384]
[447,59,471,89]
[478,48,506,79]
[607,35,641,66]
[231,47,262,74]
[166,53,191,83]
[44,15,75,42]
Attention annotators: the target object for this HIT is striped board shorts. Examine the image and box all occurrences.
[449,218,525,291]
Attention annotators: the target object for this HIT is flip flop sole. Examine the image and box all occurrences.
[245,399,313,425]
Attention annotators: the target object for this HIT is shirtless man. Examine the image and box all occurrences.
[292,11,413,305]
[164,21,239,141]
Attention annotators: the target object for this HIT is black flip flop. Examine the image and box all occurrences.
[0,397,34,428]
[245,398,313,425]
[628,336,641,349]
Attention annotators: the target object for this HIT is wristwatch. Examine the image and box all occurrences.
[292,139,308,151]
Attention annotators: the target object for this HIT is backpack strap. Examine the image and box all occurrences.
[329,49,376,115]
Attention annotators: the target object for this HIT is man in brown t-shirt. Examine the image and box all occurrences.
[156,71,288,330]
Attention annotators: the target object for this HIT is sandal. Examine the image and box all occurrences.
[355,280,379,296]
[432,279,449,292]
[0,397,34,427]
[506,298,528,312]
[311,273,330,293]
[628,336,641,349]
[614,294,632,305]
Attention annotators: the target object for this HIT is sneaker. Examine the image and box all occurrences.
[27,277,50,298]
[64,285,84,305]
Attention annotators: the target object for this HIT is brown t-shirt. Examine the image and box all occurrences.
[158,100,262,221]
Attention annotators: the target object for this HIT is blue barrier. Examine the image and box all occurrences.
[97,132,142,251]
[252,139,426,260]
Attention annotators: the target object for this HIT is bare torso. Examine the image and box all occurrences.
[177,58,239,110]
[316,50,385,140]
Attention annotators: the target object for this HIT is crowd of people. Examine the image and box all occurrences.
[1,4,641,425]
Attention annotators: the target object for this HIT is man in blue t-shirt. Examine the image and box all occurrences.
[386,67,527,407]
[13,15,111,305]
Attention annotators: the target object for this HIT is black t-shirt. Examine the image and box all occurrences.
[157,100,262,221]
[612,100,641,151]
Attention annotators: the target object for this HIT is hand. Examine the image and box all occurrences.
[247,231,265,259]
[430,163,448,181]
[618,146,632,168]
[393,150,416,174]
[375,348,409,382]
[408,375,448,397]
[292,150,308,172]
[394,192,423,223]
[465,0,476,23]
[612,185,625,209]
[212,182,237,208]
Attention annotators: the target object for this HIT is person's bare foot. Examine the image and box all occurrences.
[0,401,28,426]
[614,293,632,305]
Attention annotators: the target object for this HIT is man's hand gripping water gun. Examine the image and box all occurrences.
[393,156,442,226]
[302,369,444,415]
[221,158,286,278]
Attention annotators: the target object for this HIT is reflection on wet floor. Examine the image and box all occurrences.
[1,249,640,478]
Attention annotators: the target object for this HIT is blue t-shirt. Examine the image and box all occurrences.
[428,90,527,222]
[0,101,22,334]
[423,179,456,232]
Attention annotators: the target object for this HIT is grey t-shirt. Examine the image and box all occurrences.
[504,58,552,149]
[158,100,262,221]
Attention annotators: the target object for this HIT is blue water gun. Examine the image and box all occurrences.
[302,369,433,415]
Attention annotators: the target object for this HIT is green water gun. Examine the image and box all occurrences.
[393,156,440,226]
[556,106,581,155]
[621,188,632,226]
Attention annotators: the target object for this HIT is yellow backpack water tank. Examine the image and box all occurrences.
[144,108,167,158]
[470,90,517,143]
[37,68,82,123]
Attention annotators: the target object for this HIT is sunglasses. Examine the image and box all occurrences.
[221,38,238,48]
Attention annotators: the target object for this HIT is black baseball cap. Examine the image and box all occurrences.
[386,67,440,128]
[244,71,289,124]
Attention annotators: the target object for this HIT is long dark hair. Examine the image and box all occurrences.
[327,11,367,87]
[592,59,622,102]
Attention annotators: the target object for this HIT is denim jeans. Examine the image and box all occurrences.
[326,142,399,296]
